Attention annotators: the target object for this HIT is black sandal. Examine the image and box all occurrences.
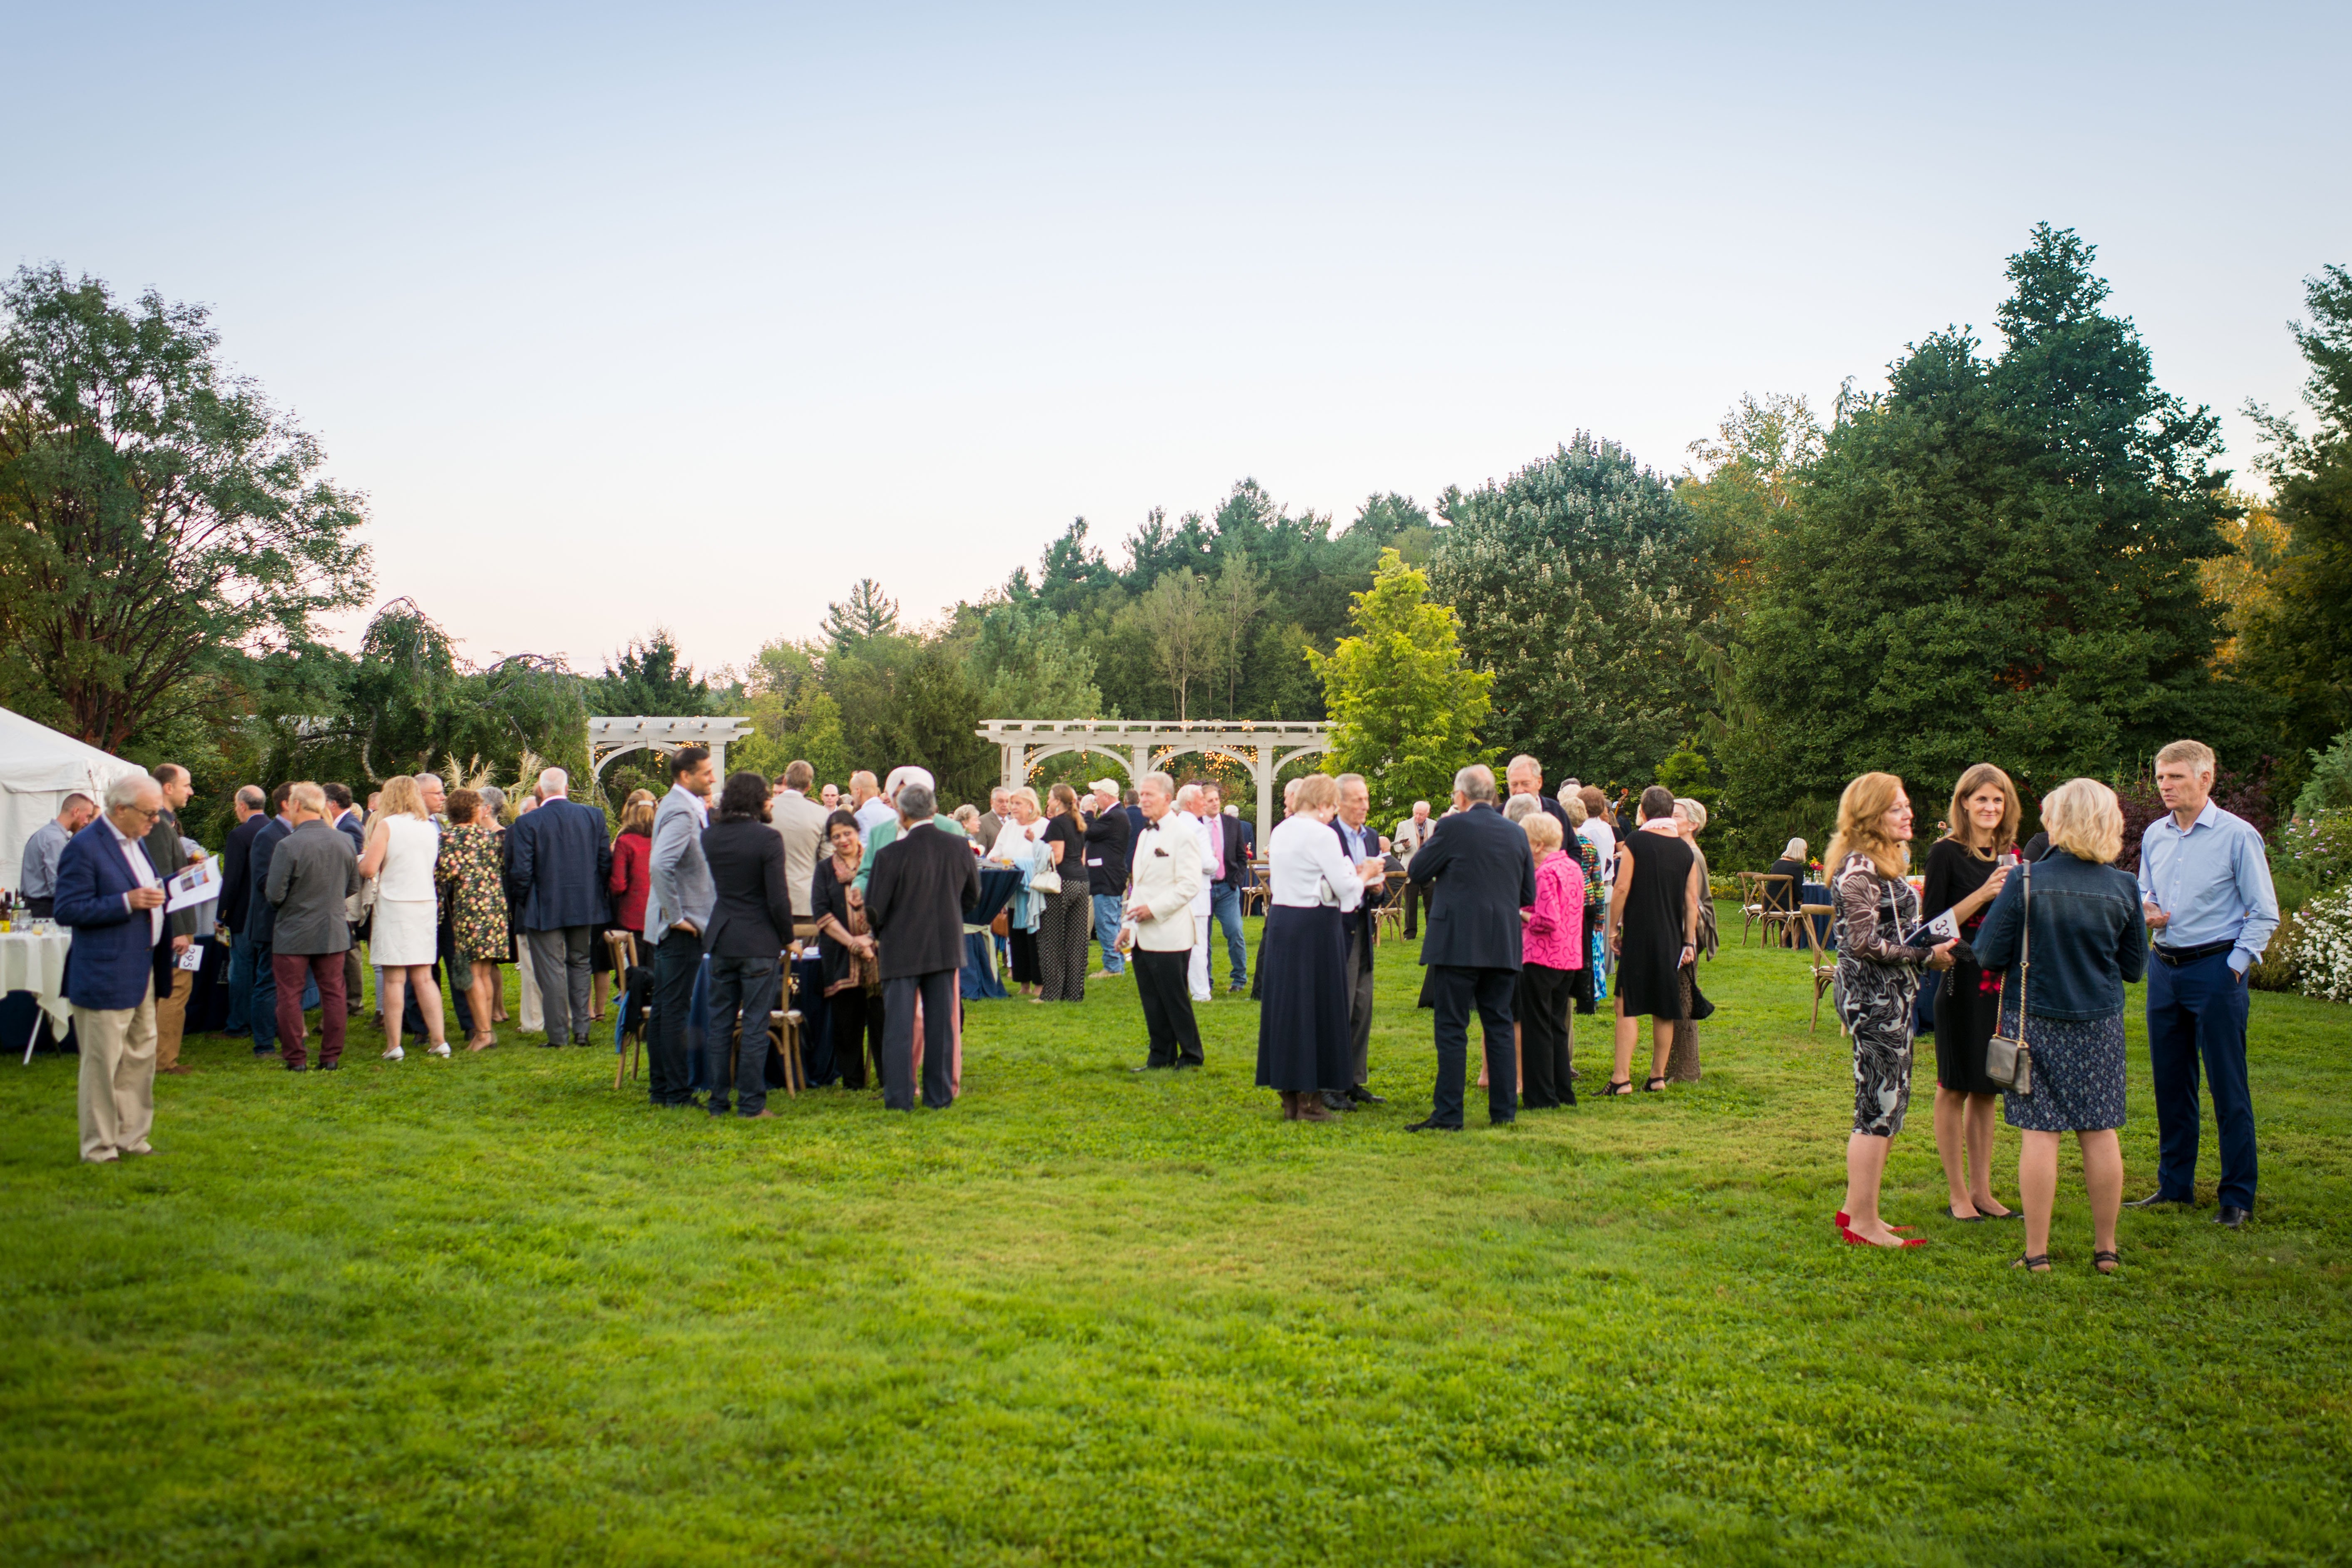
[2093,1250,2121,1275]
[1945,1206,1987,1222]
[1600,1078,1634,1096]
[2011,1253,2052,1273]
[1640,1076,1667,1092]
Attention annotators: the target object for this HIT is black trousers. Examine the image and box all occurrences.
[1398,878,1429,939]
[1345,927,1375,1085]
[649,927,701,1106]
[1134,948,1204,1067]
[1429,964,1517,1126]
[1518,963,1576,1107]
[881,969,956,1111]
[704,955,778,1117]
[830,988,885,1090]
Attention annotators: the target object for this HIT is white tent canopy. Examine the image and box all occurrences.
[0,707,147,891]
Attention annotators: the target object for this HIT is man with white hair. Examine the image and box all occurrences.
[1121,771,1203,1069]
[1392,798,1436,940]
[1083,779,1132,977]
[1171,783,1219,1001]
[865,779,980,1111]
[855,766,967,895]
[1506,754,1574,839]
[52,773,169,1160]
[503,766,613,1049]
[1403,763,1534,1131]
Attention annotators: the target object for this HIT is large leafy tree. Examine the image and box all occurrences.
[589,627,718,716]
[1724,224,2240,842]
[731,639,850,788]
[2238,263,2352,781]
[0,265,372,750]
[1308,548,1493,825]
[1430,432,1713,787]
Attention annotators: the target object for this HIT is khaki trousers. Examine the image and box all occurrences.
[153,965,194,1070]
[76,979,157,1162]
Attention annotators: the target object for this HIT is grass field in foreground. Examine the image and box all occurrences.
[2,905,2349,1567]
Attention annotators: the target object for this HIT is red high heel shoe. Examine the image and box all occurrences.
[1833,1211,1914,1231]
[1840,1224,1928,1248]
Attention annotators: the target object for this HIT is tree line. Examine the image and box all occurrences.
[5,226,2347,870]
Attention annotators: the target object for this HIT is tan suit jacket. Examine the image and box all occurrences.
[769,789,831,931]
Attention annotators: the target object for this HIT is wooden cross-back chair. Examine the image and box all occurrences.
[606,929,643,1088]
[1799,902,1842,1035]
[1739,872,1801,949]
[1372,870,1410,944]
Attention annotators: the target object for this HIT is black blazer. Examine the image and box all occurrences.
[245,817,291,944]
[866,822,980,980]
[1407,802,1535,970]
[700,818,794,959]
[1083,806,1131,895]
[220,815,265,934]
[1205,812,1250,887]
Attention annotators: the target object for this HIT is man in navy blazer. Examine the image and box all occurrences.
[243,783,296,1061]
[53,774,171,1163]
[505,767,614,1048]
[1405,764,1536,1130]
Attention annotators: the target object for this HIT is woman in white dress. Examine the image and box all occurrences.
[358,774,448,1060]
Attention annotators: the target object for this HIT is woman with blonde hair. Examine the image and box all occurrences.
[1827,773,1957,1247]
[1972,778,2146,1275]
[988,786,1048,998]
[358,774,449,1060]
[1921,763,2021,1222]
[1665,797,1719,1082]
[1256,773,1379,1122]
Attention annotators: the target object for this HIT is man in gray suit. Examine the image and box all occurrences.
[262,783,362,1071]
[645,746,717,1107]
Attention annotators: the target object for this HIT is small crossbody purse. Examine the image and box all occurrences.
[1984,861,2033,1095]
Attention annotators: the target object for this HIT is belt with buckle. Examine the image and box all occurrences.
[2152,939,2233,966]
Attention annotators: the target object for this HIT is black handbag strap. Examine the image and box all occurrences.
[2009,861,2031,1047]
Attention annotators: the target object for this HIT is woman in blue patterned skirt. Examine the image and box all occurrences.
[1973,778,2147,1276]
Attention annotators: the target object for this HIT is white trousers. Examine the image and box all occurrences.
[1189,914,1211,1000]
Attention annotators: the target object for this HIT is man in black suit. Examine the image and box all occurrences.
[217,785,267,1036]
[866,780,979,1111]
[1405,764,1535,1130]
[244,783,296,1060]
[505,766,614,1048]
[699,771,794,1119]
[1082,779,1133,977]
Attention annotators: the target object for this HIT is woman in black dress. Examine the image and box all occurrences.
[1922,763,2021,1222]
[1255,773,1377,1122]
[1604,785,1703,1095]
[809,810,885,1090]
[1035,784,1091,1002]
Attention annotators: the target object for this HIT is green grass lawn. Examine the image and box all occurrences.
[4,906,2349,1566]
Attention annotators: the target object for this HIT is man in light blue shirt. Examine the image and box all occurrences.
[2131,739,2279,1229]
[19,793,96,917]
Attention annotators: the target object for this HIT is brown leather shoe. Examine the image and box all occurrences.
[742,1109,777,1119]
[1278,1091,1299,1121]
[157,1065,191,1076]
[1296,1092,1336,1123]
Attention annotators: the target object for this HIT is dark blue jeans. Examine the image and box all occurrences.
[2148,949,2256,1209]
[1209,882,1248,986]
[248,939,277,1054]
[1428,964,1517,1127]
[704,955,779,1117]
[225,929,255,1034]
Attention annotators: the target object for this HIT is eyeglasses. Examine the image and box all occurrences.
[122,804,162,819]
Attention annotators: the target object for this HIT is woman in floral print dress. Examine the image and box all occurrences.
[437,788,509,1052]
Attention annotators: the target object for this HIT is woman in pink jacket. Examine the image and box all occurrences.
[1517,812,1586,1108]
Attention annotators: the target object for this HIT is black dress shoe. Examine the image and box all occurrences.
[286,1061,308,1073]
[317,1060,341,1071]
[2215,1205,2252,1229]
[2125,1191,2201,1210]
[1321,1090,1355,1112]
[1403,1117,1461,1132]
[541,1038,565,1049]
[1348,1085,1387,1104]
[1129,1062,1173,1073]
[572,1036,592,1047]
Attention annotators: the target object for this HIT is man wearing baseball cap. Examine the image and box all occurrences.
[1083,779,1132,976]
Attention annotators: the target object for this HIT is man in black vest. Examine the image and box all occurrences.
[1404,764,1534,1130]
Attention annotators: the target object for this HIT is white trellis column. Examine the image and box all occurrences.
[588,716,754,786]
[975,720,1328,844]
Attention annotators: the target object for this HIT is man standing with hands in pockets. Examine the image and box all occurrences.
[2131,739,2279,1230]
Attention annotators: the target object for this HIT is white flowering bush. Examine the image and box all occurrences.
[2296,883,2352,1003]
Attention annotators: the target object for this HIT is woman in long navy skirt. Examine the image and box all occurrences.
[1255,773,1380,1123]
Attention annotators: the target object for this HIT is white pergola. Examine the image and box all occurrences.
[589,716,753,784]
[977,719,1330,841]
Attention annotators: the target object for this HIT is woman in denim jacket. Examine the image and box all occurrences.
[1973,778,2148,1275]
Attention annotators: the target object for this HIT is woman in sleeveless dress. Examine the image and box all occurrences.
[358,774,448,1061]
[1602,785,1703,1095]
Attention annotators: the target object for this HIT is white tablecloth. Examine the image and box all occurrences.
[0,927,74,1029]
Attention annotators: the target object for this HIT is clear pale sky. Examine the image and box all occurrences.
[8,3,2347,678]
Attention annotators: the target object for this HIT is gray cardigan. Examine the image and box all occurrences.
[263,819,362,956]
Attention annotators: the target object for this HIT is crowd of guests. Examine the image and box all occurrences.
[30,733,2288,1280]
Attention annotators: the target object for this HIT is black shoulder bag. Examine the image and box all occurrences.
[1984,860,2032,1095]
